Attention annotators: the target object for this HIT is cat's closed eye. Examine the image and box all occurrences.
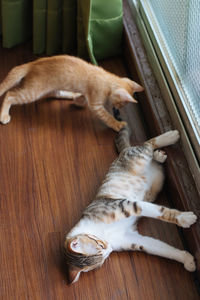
[98,241,105,249]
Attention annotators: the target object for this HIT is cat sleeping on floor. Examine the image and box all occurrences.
[64,118,197,284]
[0,55,143,131]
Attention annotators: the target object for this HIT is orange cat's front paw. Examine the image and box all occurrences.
[0,114,11,124]
[112,121,127,132]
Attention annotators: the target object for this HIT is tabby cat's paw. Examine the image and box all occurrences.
[0,114,11,124]
[183,251,196,272]
[177,211,197,228]
[113,121,127,132]
[154,150,167,163]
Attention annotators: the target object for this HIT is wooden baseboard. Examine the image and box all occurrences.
[123,0,200,279]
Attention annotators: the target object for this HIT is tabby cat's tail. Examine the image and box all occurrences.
[113,108,131,153]
[0,63,30,97]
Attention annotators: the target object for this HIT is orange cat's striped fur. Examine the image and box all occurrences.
[0,55,143,130]
[64,123,197,284]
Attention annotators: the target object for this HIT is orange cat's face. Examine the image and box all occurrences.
[110,78,144,109]
[64,234,111,284]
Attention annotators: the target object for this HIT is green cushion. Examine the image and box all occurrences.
[78,0,123,64]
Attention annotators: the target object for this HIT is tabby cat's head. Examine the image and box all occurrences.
[64,234,111,284]
[110,77,144,109]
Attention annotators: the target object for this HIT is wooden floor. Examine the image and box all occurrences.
[0,43,199,300]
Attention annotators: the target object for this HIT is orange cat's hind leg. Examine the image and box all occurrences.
[47,91,87,108]
[0,87,46,124]
[47,90,81,100]
[73,95,87,107]
[0,91,16,124]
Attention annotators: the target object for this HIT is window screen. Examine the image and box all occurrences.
[141,0,200,139]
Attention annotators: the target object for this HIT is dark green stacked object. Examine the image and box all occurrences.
[1,0,123,64]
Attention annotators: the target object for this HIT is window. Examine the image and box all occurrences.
[128,0,200,190]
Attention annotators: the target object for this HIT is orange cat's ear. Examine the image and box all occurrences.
[122,78,144,92]
[67,266,81,284]
[132,82,144,92]
[115,88,137,103]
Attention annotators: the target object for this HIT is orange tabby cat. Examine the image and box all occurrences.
[0,55,143,130]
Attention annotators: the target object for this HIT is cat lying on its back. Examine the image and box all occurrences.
[0,55,143,130]
[64,121,197,283]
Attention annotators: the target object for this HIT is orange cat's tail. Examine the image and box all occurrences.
[113,108,131,153]
[0,63,30,97]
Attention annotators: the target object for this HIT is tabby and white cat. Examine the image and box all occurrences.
[64,125,197,284]
[0,55,143,131]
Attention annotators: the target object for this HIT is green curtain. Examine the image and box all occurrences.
[0,0,123,64]
[62,0,77,53]
[33,0,78,55]
[46,0,62,54]
[1,0,32,48]
[0,0,2,35]
[33,0,47,54]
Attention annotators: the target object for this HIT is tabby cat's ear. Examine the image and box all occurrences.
[69,238,81,253]
[67,266,81,284]
[115,88,138,103]
[69,236,98,255]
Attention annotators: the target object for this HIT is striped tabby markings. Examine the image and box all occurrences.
[83,200,142,224]
[83,212,116,223]
[158,206,180,225]
[119,200,141,219]
[133,202,141,214]
[100,182,134,193]
[119,200,130,218]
